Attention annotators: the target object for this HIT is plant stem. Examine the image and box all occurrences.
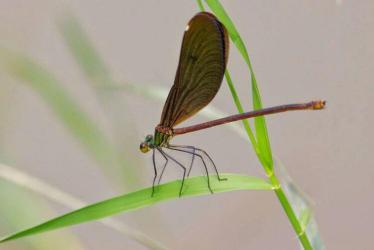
[268,174,313,250]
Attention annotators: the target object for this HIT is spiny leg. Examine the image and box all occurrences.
[170,145,227,181]
[167,146,213,194]
[157,148,186,197]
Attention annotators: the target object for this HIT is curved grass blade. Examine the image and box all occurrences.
[0,174,272,243]
[205,0,273,172]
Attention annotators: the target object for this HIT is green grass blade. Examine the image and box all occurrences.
[205,0,273,172]
[0,49,120,171]
[0,174,272,243]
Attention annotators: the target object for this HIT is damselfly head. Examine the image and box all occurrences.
[139,135,154,153]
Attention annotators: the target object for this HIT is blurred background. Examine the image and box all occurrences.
[0,0,372,249]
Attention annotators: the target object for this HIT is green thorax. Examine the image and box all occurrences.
[153,130,172,147]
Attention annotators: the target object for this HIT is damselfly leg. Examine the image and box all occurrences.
[151,149,169,197]
[151,145,226,197]
[169,145,227,181]
[156,148,187,197]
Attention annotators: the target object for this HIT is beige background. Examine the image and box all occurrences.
[0,0,373,249]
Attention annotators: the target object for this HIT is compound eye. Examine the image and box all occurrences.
[139,142,150,153]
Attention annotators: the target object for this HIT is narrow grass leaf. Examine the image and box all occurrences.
[0,174,272,243]
[205,0,273,171]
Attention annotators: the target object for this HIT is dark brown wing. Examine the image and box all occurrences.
[159,12,229,128]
